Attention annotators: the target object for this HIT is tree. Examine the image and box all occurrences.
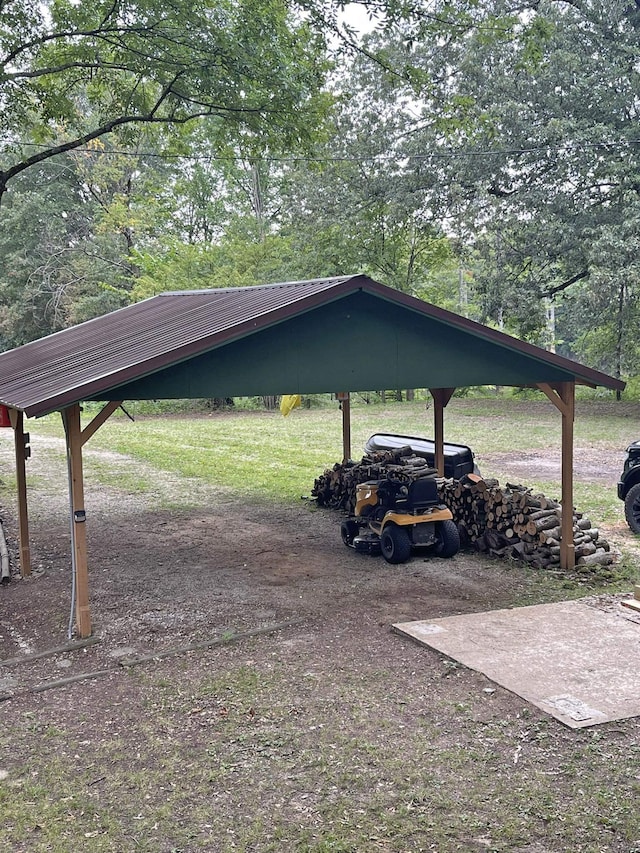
[276,38,457,299]
[389,0,640,370]
[0,0,335,344]
[0,0,331,206]
[0,142,158,346]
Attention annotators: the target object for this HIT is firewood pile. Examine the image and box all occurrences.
[441,475,614,570]
[312,445,437,514]
[312,447,616,571]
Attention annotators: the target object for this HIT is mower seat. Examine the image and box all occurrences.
[407,476,439,510]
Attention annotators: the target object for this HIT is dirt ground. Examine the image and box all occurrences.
[1,429,640,852]
[0,443,551,670]
[1,431,634,666]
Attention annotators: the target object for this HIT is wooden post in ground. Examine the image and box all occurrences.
[8,408,31,576]
[63,403,92,638]
[429,388,456,476]
[537,381,576,571]
[559,381,576,571]
[338,393,351,464]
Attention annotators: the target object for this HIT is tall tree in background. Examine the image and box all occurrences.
[0,0,330,205]
[277,34,457,300]
[394,0,640,373]
[0,0,332,343]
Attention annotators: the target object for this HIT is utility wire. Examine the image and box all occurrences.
[7,138,640,164]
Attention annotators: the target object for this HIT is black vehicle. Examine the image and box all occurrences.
[618,440,640,533]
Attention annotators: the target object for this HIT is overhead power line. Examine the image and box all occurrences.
[7,138,640,165]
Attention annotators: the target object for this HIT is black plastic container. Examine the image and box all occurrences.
[364,433,478,480]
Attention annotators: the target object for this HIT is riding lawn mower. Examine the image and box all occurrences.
[340,474,460,564]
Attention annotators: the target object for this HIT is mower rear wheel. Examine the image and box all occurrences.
[380,524,412,564]
[341,519,359,547]
[434,519,460,558]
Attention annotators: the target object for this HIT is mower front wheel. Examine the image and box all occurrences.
[380,524,412,564]
[434,519,460,558]
[341,519,359,547]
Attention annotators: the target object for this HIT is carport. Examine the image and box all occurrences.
[0,274,624,637]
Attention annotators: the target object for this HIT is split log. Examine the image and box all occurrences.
[539,526,561,543]
[575,542,597,558]
[529,508,560,521]
[526,515,559,535]
[577,549,614,567]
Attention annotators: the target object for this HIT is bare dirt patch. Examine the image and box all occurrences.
[482,446,626,485]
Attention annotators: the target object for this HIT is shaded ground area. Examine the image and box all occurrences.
[3,495,541,671]
[0,432,639,852]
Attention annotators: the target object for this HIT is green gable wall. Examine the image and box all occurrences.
[93,291,575,402]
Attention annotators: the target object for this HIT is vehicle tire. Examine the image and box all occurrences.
[624,483,640,534]
[341,519,359,547]
[434,519,460,558]
[380,524,412,564]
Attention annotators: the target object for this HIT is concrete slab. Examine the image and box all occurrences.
[393,597,640,728]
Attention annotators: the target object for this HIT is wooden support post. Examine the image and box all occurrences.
[338,393,351,464]
[9,409,31,577]
[429,388,456,477]
[559,382,576,571]
[537,381,576,571]
[63,403,92,638]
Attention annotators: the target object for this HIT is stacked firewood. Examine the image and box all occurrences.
[312,446,437,514]
[441,475,614,569]
[312,447,616,570]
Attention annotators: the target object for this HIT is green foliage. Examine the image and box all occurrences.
[0,148,140,345]
[3,0,640,389]
[406,0,640,358]
[130,232,302,299]
[0,0,335,344]
[516,15,556,71]
[277,62,459,296]
[0,0,332,202]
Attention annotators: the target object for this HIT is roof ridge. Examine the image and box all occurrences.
[158,275,359,297]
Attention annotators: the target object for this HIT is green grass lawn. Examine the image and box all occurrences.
[27,395,640,522]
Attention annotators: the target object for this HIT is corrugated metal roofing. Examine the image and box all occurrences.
[0,274,624,418]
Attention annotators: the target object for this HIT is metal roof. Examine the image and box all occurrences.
[0,274,624,417]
